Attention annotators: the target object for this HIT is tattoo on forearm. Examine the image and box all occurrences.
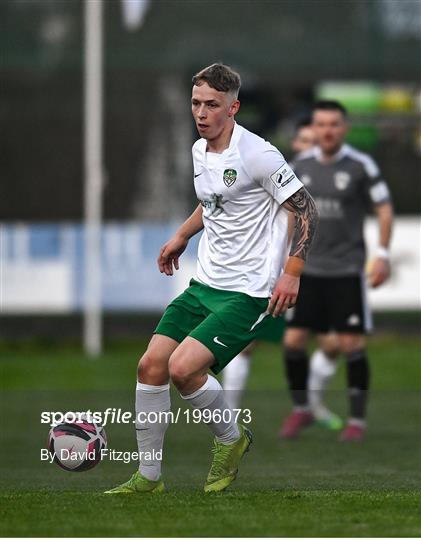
[287,188,318,261]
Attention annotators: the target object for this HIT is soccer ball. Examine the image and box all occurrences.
[48,414,107,472]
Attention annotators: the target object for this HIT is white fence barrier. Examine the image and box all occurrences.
[0,217,419,313]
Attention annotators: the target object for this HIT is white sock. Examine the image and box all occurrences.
[293,405,311,413]
[135,381,170,481]
[308,349,338,418]
[348,417,366,428]
[182,375,240,444]
[222,351,251,410]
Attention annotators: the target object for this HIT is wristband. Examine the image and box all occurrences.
[284,256,305,277]
[376,246,390,260]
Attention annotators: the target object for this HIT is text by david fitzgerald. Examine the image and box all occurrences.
[41,448,162,465]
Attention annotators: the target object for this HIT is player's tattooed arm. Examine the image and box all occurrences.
[269,188,317,316]
[283,187,318,261]
[269,188,317,317]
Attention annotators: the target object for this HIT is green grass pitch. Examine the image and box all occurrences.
[1,335,420,536]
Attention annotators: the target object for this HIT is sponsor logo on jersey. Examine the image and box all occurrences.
[334,171,351,190]
[200,193,224,217]
[270,164,295,189]
[314,197,344,219]
[223,169,237,187]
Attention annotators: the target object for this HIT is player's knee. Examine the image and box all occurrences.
[340,334,365,355]
[168,352,192,388]
[320,336,341,359]
[284,329,308,350]
[322,345,341,359]
[137,352,168,384]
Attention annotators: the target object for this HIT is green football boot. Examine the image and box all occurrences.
[315,411,344,431]
[104,471,165,494]
[204,424,253,493]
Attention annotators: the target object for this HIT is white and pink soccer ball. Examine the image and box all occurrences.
[48,413,107,472]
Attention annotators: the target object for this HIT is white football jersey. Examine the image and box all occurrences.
[192,123,303,297]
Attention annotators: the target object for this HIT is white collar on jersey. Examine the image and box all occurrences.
[313,144,351,163]
[199,121,243,157]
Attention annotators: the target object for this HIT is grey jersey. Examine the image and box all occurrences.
[293,144,391,276]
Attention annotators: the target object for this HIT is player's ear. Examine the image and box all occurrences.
[228,100,240,117]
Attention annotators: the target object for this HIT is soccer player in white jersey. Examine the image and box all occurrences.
[222,118,318,412]
[105,63,318,494]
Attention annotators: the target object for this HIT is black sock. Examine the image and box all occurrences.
[346,349,370,419]
[284,347,309,407]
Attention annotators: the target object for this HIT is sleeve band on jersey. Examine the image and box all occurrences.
[369,181,390,204]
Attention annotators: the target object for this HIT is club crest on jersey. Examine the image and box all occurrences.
[334,171,351,191]
[223,169,237,187]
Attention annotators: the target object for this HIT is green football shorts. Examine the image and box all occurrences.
[257,314,285,343]
[154,279,284,374]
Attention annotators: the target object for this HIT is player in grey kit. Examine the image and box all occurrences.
[280,100,393,441]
